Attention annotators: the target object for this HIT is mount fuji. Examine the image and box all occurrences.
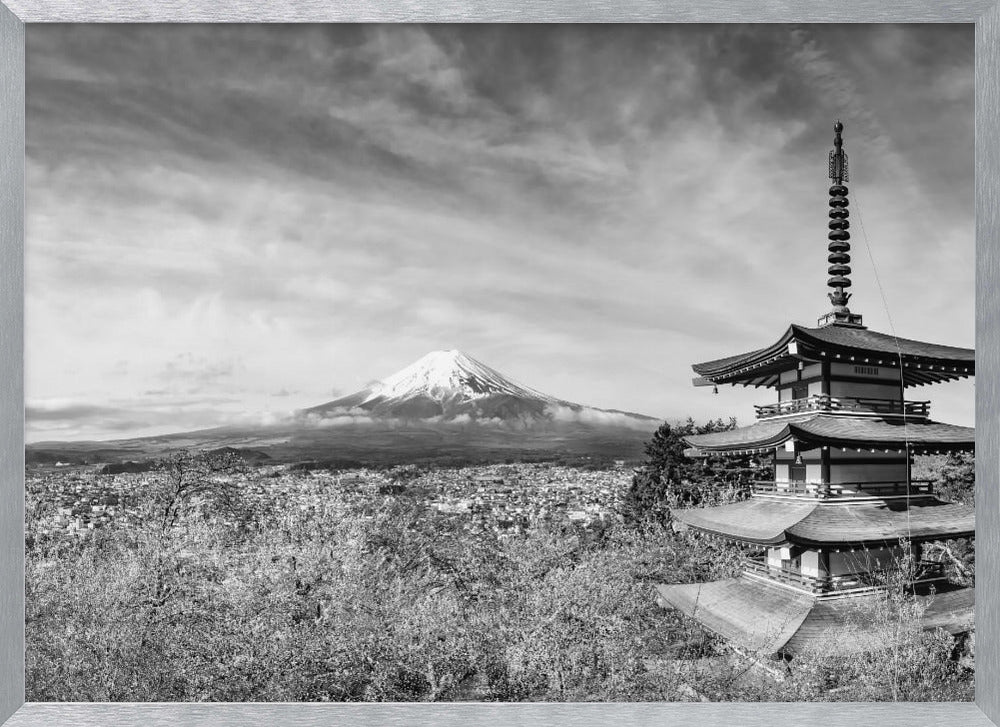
[26,350,662,466]
[300,349,657,427]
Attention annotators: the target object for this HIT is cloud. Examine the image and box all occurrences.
[26,399,215,439]
[26,401,131,422]
[159,354,242,386]
[24,25,975,439]
[24,395,288,442]
[301,410,387,428]
[545,404,658,431]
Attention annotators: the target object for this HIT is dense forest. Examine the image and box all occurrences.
[25,422,976,702]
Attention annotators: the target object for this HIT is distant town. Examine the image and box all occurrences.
[26,461,633,545]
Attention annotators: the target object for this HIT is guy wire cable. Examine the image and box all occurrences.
[850,183,915,586]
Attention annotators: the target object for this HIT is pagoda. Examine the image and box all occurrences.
[655,121,976,655]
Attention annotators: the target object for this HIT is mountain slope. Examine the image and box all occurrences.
[302,349,656,426]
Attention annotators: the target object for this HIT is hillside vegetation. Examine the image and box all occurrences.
[24,431,975,702]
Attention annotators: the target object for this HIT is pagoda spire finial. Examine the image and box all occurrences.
[819,120,864,327]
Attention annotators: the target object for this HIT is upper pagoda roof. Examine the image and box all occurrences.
[683,413,975,454]
[692,323,974,388]
[673,496,975,547]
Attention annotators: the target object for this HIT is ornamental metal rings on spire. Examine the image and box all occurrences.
[827,121,852,311]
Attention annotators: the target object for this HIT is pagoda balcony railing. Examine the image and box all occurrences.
[752,479,934,499]
[742,557,946,596]
[754,394,930,419]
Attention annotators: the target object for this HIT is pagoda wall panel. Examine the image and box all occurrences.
[767,548,783,569]
[830,462,908,483]
[830,362,900,381]
[827,380,903,400]
[776,364,824,401]
[801,549,824,578]
[774,462,823,483]
[828,446,908,484]
[828,546,903,577]
[802,363,822,379]
[829,449,905,460]
[778,364,823,386]
[777,448,823,459]
[777,381,826,400]
[776,461,906,484]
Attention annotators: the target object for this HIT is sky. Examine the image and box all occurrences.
[25,24,975,442]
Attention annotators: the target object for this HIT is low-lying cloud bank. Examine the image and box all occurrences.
[26,397,661,443]
[25,398,293,443]
[545,404,659,430]
[296,404,659,431]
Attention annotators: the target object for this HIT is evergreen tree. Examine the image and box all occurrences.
[623,417,767,526]
[932,451,975,505]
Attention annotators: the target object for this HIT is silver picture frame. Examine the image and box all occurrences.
[2,2,998,726]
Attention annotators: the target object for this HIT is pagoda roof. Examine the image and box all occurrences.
[655,577,814,654]
[673,496,975,547]
[916,587,977,635]
[683,414,975,454]
[692,323,974,388]
[656,578,974,655]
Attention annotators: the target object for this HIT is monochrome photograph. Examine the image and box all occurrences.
[23,23,976,702]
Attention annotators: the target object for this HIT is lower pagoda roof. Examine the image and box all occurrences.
[683,414,975,454]
[656,577,814,654]
[656,578,974,655]
[673,496,975,547]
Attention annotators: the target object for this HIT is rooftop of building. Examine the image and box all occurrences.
[655,577,974,655]
[672,495,975,547]
[692,323,974,389]
[683,413,974,454]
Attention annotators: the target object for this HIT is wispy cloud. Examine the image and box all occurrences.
[25,24,975,440]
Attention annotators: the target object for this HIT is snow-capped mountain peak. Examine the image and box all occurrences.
[302,349,658,428]
[363,349,558,405]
